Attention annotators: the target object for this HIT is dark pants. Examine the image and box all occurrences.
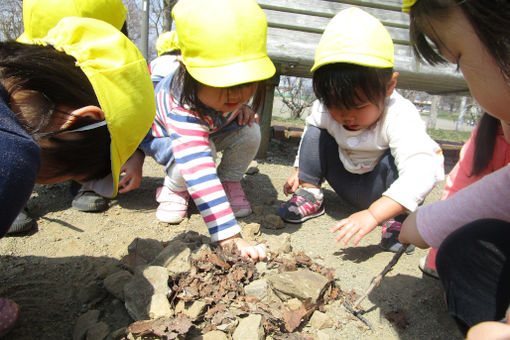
[298,126,406,222]
[436,219,510,335]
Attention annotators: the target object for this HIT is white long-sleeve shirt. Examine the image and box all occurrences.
[296,91,444,212]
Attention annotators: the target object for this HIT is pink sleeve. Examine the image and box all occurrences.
[418,165,510,249]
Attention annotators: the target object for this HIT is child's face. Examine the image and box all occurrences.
[327,96,383,131]
[197,82,258,113]
[424,8,510,122]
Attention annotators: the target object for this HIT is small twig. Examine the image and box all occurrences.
[352,244,409,310]
[343,301,374,331]
[343,244,410,330]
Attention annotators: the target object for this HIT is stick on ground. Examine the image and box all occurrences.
[344,244,410,329]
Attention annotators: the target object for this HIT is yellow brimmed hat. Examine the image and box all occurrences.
[311,7,394,71]
[18,0,127,43]
[402,0,419,13]
[26,17,156,197]
[156,31,179,56]
[172,0,276,87]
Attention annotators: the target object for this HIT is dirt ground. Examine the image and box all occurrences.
[0,125,463,340]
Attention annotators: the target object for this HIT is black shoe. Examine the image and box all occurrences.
[7,206,36,235]
[72,187,109,212]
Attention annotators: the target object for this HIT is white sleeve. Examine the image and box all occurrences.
[382,105,445,211]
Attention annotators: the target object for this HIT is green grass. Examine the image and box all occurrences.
[426,129,471,142]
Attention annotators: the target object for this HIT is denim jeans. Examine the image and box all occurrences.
[298,125,406,222]
[436,219,510,335]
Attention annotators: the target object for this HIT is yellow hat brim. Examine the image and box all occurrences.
[311,52,394,71]
[187,55,276,87]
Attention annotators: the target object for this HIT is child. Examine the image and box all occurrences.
[399,0,510,336]
[420,114,510,278]
[278,7,444,253]
[8,0,130,234]
[132,0,275,261]
[149,31,180,86]
[0,17,155,337]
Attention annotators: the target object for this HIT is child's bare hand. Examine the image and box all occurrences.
[331,209,378,246]
[283,168,300,196]
[118,150,144,194]
[237,104,259,126]
[219,235,267,261]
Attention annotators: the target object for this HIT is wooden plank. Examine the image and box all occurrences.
[264,9,410,43]
[258,0,410,29]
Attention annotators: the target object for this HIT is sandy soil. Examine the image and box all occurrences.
[0,127,463,340]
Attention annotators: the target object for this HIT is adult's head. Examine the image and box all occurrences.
[403,0,510,121]
[2,17,155,197]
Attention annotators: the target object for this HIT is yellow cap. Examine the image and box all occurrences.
[172,0,276,87]
[18,0,127,43]
[26,17,156,197]
[311,7,394,71]
[156,31,179,56]
[402,0,418,13]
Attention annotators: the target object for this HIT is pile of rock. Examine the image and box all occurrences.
[83,231,342,339]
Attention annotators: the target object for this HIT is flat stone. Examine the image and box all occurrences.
[104,270,133,301]
[267,269,329,304]
[232,314,264,340]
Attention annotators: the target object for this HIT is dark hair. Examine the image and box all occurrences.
[409,0,510,80]
[471,113,500,176]
[0,41,110,182]
[170,65,266,121]
[312,63,393,109]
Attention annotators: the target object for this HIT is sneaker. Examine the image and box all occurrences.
[222,181,252,218]
[380,219,415,254]
[278,188,324,223]
[419,255,439,279]
[155,186,189,223]
[72,186,109,212]
[7,206,36,235]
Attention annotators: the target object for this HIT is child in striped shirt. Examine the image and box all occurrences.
[124,0,275,261]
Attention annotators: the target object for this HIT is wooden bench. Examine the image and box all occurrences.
[255,0,469,157]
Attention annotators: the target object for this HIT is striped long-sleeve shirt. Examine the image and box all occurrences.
[140,75,241,242]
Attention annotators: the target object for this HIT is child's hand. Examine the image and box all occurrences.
[219,234,267,261]
[283,168,300,196]
[331,209,378,246]
[237,104,259,127]
[118,149,144,194]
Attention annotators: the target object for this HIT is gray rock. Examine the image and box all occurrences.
[77,282,105,305]
[174,299,207,320]
[85,321,110,340]
[73,309,100,340]
[244,279,269,301]
[310,311,334,330]
[232,314,264,340]
[262,214,285,230]
[267,269,329,304]
[127,238,164,263]
[123,266,172,320]
[104,270,133,301]
[151,240,192,276]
